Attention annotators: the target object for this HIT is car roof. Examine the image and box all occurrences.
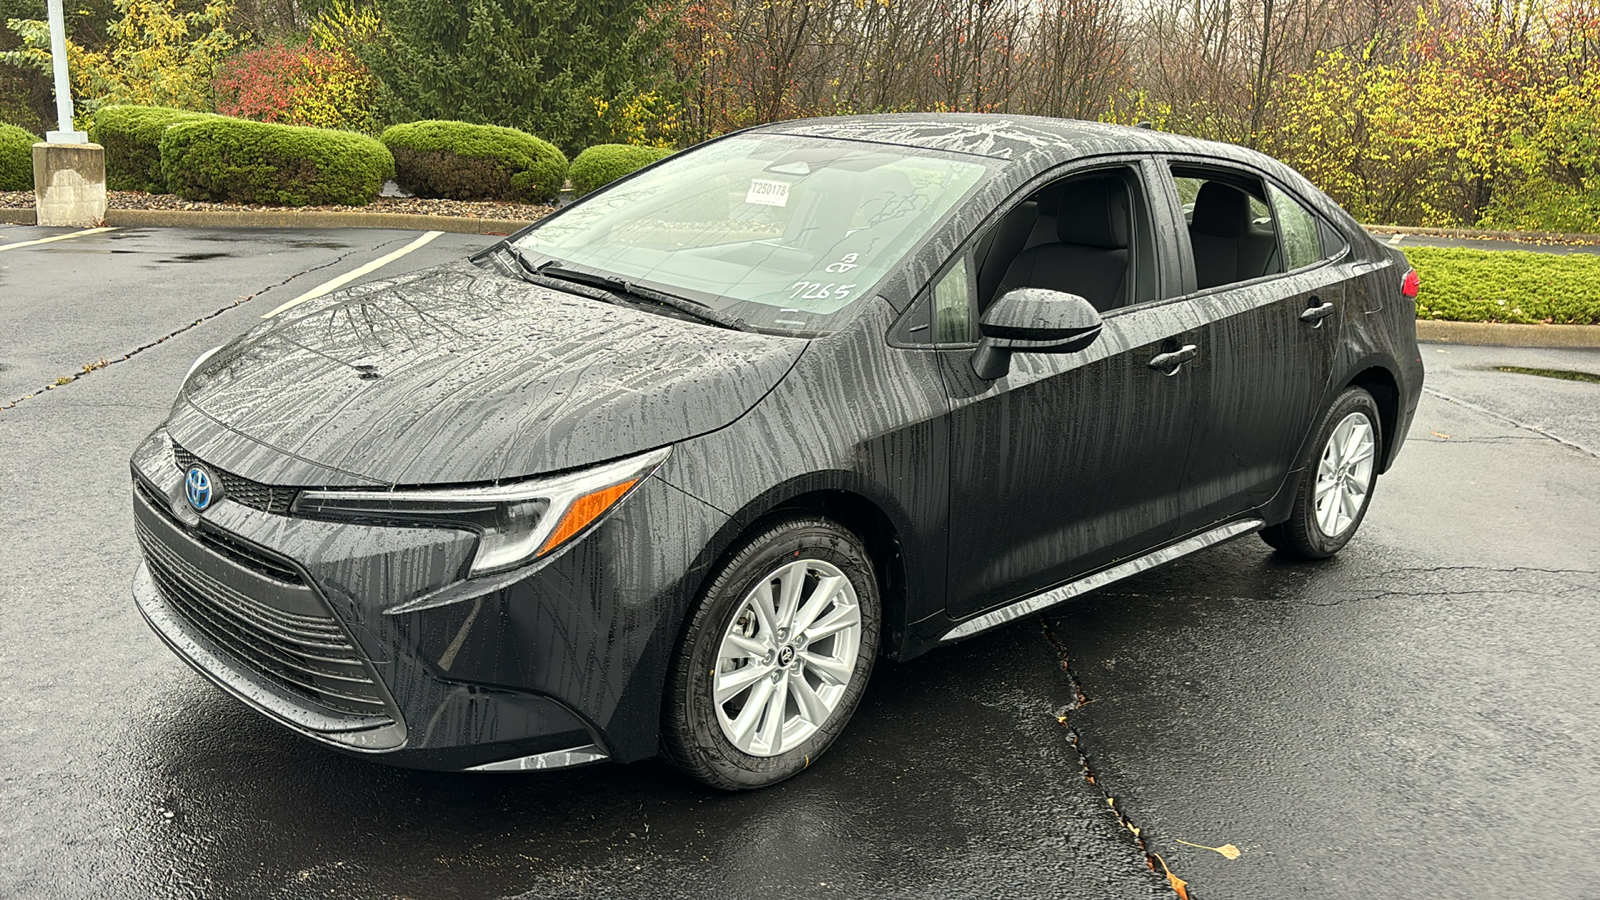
[749,112,1355,229]
[750,113,1232,162]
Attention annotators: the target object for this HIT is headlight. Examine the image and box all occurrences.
[291,447,671,577]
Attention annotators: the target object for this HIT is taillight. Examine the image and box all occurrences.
[1401,269,1420,299]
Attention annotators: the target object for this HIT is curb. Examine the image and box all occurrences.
[1365,223,1600,245]
[1417,319,1600,349]
[0,206,533,235]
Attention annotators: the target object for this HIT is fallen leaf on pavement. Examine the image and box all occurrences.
[1154,854,1189,900]
[1177,839,1241,860]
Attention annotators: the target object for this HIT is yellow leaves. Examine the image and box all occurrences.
[309,0,382,54]
[1149,837,1240,897]
[1153,854,1189,900]
[1175,838,1242,860]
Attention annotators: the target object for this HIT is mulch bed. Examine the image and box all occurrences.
[0,190,556,221]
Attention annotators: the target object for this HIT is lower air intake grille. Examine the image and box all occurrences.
[172,444,297,515]
[137,521,388,719]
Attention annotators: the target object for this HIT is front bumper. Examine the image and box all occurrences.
[131,429,727,770]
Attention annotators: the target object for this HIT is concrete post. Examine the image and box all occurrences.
[33,0,106,226]
[33,143,107,227]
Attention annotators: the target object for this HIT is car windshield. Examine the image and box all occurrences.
[513,133,994,336]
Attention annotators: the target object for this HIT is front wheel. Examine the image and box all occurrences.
[662,514,880,790]
[1261,387,1382,560]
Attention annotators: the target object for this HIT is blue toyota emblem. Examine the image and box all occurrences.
[185,466,215,512]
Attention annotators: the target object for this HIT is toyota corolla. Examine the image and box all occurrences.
[131,114,1423,789]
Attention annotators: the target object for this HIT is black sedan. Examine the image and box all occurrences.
[131,114,1423,789]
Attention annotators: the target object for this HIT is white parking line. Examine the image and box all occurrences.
[1388,233,1405,245]
[261,230,444,319]
[0,226,116,252]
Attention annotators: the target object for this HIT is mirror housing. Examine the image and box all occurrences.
[971,288,1103,380]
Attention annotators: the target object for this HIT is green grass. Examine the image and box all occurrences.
[1494,366,1600,383]
[1405,247,1600,325]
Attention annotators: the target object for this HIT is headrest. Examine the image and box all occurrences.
[1055,177,1129,250]
[1191,182,1250,238]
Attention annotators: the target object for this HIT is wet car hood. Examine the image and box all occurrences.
[165,260,807,487]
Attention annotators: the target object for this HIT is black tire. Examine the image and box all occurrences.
[1261,387,1383,560]
[662,514,880,790]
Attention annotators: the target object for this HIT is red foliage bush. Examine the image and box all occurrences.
[213,41,378,133]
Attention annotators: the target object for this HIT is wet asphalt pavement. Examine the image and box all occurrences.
[2,224,1598,899]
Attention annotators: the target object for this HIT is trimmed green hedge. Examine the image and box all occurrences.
[160,119,394,207]
[0,123,39,191]
[380,120,567,203]
[88,106,219,193]
[1407,246,1600,325]
[569,144,674,197]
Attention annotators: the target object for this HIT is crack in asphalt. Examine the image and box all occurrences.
[1369,564,1598,576]
[1417,436,1547,444]
[1422,385,1599,458]
[0,238,403,412]
[1306,588,1564,607]
[1038,616,1178,896]
[1303,565,1595,607]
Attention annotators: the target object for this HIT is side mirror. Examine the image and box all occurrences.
[971,288,1103,380]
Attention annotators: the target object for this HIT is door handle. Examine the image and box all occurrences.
[1300,301,1336,324]
[1149,344,1198,374]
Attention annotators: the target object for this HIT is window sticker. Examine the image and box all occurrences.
[745,179,790,207]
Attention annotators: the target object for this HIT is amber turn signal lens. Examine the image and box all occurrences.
[536,478,640,557]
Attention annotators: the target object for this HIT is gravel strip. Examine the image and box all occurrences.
[0,190,555,222]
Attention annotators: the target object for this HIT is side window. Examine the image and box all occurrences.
[933,256,975,344]
[968,164,1161,317]
[1171,166,1282,291]
[1268,183,1323,271]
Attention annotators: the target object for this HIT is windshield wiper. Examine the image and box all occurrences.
[504,246,746,331]
[539,264,749,331]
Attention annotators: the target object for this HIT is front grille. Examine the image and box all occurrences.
[137,520,388,719]
[172,444,297,515]
[136,481,303,584]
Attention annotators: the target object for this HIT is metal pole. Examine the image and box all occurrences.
[46,0,87,143]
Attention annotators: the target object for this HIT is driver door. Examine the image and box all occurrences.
[938,162,1206,622]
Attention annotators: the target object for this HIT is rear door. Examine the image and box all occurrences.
[1156,160,1350,532]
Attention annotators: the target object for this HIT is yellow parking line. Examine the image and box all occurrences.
[261,230,444,319]
[0,226,116,252]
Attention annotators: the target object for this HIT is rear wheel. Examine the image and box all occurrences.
[663,514,880,790]
[1261,387,1382,560]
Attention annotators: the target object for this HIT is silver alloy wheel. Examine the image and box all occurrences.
[712,558,863,757]
[1313,411,1377,538]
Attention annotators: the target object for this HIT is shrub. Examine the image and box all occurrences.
[0,122,40,190]
[88,105,218,192]
[359,0,674,155]
[160,118,394,206]
[380,120,566,203]
[213,40,379,134]
[1406,247,1600,325]
[569,143,674,197]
